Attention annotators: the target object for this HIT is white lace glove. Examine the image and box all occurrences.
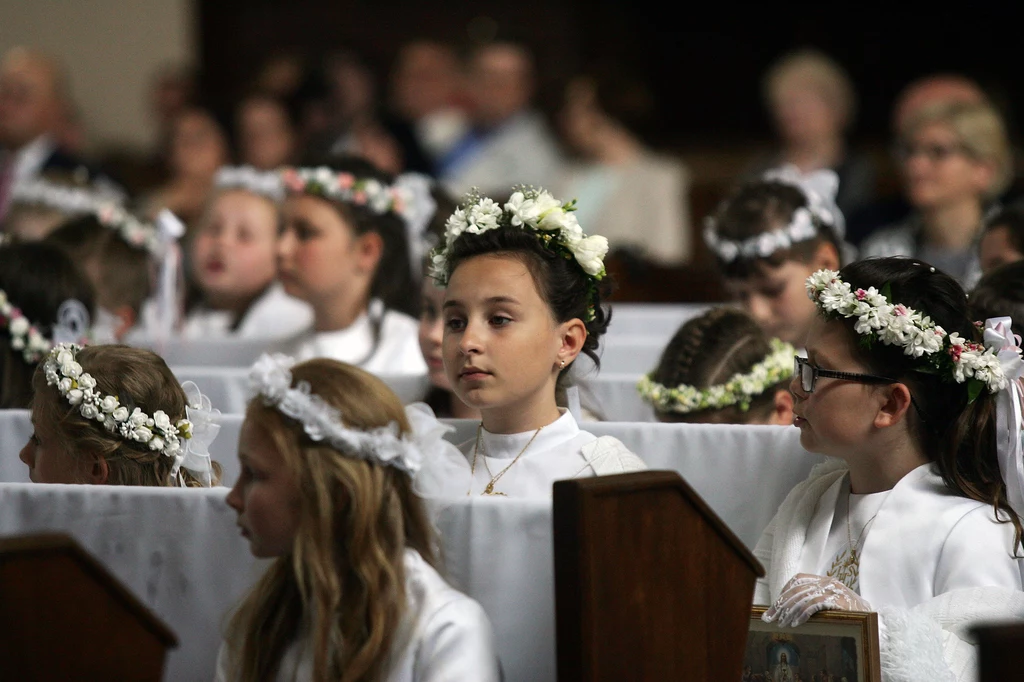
[762,573,872,627]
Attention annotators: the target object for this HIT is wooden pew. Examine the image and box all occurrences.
[0,533,177,680]
[554,470,763,681]
[973,621,1024,681]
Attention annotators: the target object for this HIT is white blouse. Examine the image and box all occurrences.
[180,283,314,341]
[415,409,647,500]
[273,301,427,375]
[214,549,500,682]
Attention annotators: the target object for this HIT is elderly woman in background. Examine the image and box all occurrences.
[749,48,877,223]
[859,100,1013,287]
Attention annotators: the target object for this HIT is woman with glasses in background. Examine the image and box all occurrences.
[859,100,1013,288]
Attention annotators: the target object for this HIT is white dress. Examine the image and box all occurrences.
[180,283,314,341]
[753,458,1024,682]
[415,408,647,499]
[214,549,500,682]
[273,301,427,376]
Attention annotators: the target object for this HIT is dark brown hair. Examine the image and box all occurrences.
[651,307,786,423]
[31,345,221,487]
[709,180,843,279]
[969,260,1024,325]
[836,256,1022,552]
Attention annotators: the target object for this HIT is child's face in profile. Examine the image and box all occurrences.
[20,409,85,483]
[226,417,301,558]
[418,276,449,391]
[726,261,819,346]
[441,254,564,416]
[979,225,1024,275]
[191,190,278,306]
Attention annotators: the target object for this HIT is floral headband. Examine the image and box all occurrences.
[0,289,53,362]
[43,343,220,486]
[94,202,162,256]
[215,165,285,202]
[429,186,609,322]
[704,165,845,263]
[280,166,411,217]
[248,354,427,474]
[806,269,1022,399]
[637,338,795,414]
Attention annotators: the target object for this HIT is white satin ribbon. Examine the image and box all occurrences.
[153,209,185,354]
[985,316,1024,517]
[394,172,438,281]
[761,164,846,239]
[174,380,221,487]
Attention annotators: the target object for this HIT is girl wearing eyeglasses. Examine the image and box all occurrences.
[754,256,1024,681]
[859,101,1012,288]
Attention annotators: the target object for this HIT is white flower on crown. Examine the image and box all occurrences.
[806,269,1018,396]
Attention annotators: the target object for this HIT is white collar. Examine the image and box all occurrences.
[479,408,579,459]
[313,308,371,343]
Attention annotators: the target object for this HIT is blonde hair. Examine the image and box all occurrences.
[30,345,221,487]
[763,48,856,128]
[224,359,437,682]
[900,100,1014,199]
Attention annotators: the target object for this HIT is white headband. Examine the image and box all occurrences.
[214,165,285,202]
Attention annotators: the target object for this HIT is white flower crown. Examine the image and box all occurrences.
[0,288,52,362]
[94,202,162,256]
[637,338,796,414]
[428,186,608,321]
[704,165,845,263]
[280,166,411,217]
[248,354,426,474]
[806,269,1022,398]
[215,165,285,202]
[43,343,219,486]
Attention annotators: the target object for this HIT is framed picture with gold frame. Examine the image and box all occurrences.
[742,607,881,682]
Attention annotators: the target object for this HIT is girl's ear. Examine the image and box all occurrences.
[354,231,385,274]
[811,240,841,271]
[87,454,109,485]
[873,382,914,430]
[768,388,795,426]
[556,318,588,368]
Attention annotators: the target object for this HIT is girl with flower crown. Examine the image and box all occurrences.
[753,257,1024,681]
[1,240,94,408]
[704,165,850,347]
[637,307,795,425]
[272,156,427,375]
[22,343,221,487]
[180,165,313,340]
[414,186,646,500]
[216,355,500,681]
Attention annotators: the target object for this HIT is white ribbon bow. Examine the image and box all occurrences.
[985,317,1024,518]
[394,172,438,281]
[173,380,221,487]
[761,164,846,238]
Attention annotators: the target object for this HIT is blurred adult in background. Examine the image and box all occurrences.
[387,39,470,175]
[140,105,230,230]
[234,93,299,171]
[847,73,990,245]
[437,40,563,199]
[749,49,876,229]
[859,100,1013,288]
[0,46,124,221]
[551,64,692,265]
[977,202,1024,275]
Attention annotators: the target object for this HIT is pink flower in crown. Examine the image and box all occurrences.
[894,304,909,316]
[281,169,304,192]
[949,344,963,362]
[338,173,355,190]
[855,288,868,301]
[391,192,404,214]
[353,190,367,204]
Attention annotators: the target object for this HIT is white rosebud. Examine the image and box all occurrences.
[131,426,153,442]
[573,235,609,277]
[56,349,75,366]
[67,389,84,406]
[62,361,83,379]
[111,406,129,422]
[152,411,172,432]
[149,436,165,451]
[58,377,73,393]
[77,374,97,390]
[80,404,100,420]
[9,316,29,336]
[129,408,149,428]
[99,395,119,413]
[11,336,24,350]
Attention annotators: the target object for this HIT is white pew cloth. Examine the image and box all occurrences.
[0,482,265,682]
[578,372,655,422]
[131,337,273,367]
[604,302,711,340]
[171,367,430,416]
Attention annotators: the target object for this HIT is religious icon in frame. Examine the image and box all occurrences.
[742,607,881,682]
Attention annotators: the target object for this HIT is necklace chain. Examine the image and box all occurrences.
[469,423,543,496]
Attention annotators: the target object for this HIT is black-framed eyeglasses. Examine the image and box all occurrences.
[891,141,972,164]
[793,356,897,394]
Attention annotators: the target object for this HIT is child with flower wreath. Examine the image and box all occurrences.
[179,165,313,340]
[753,257,1024,682]
[22,342,221,487]
[704,164,850,347]
[413,186,646,500]
[216,354,499,681]
[637,306,795,424]
[0,240,94,408]
[271,156,428,375]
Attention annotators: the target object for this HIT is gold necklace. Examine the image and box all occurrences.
[469,423,543,496]
[827,487,879,588]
